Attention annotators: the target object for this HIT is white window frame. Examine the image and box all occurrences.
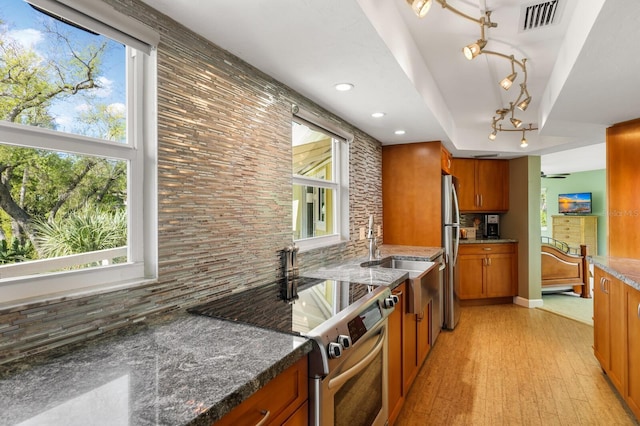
[0,1,158,306]
[292,108,351,252]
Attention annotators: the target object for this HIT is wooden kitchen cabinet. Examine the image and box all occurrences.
[552,215,598,255]
[214,356,308,426]
[388,283,405,426]
[457,243,517,300]
[402,289,430,395]
[451,158,509,212]
[441,144,452,175]
[593,267,625,394]
[382,142,443,246]
[607,118,640,258]
[626,285,640,419]
[593,265,640,421]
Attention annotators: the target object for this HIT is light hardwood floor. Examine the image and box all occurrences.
[395,304,639,425]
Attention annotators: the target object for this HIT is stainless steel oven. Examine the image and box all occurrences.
[305,287,394,426]
[188,278,396,426]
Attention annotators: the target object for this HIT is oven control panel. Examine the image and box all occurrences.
[306,285,395,375]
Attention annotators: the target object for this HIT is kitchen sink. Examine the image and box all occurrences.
[363,257,440,315]
[377,258,434,273]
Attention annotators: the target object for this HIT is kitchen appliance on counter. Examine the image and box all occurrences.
[442,175,460,330]
[189,277,397,426]
[484,214,500,239]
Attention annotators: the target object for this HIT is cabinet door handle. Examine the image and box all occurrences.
[480,194,483,207]
[637,302,640,320]
[483,247,492,251]
[255,410,271,426]
[487,258,492,266]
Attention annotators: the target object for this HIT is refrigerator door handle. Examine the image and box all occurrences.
[451,184,460,265]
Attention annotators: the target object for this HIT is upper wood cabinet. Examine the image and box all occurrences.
[607,118,640,258]
[440,145,452,175]
[382,142,443,247]
[451,158,509,213]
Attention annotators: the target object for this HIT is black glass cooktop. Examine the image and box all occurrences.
[188,277,376,336]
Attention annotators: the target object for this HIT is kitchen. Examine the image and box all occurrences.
[1,0,640,425]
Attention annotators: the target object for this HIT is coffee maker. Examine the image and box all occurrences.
[484,214,500,239]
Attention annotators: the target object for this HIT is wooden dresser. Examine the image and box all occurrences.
[551,215,598,255]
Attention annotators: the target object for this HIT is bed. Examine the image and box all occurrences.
[541,237,590,298]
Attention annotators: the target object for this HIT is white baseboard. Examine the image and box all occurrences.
[513,296,543,308]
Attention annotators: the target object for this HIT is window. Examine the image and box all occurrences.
[541,187,548,230]
[0,0,158,304]
[292,109,350,250]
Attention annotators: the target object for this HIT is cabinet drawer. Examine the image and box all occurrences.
[215,357,308,426]
[459,243,515,255]
[553,223,582,235]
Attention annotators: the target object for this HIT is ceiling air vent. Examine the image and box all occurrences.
[520,0,562,31]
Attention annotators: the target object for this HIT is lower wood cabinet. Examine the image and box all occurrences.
[626,285,640,419]
[402,287,430,396]
[214,356,308,426]
[388,283,405,426]
[593,267,625,393]
[593,265,640,421]
[458,243,517,300]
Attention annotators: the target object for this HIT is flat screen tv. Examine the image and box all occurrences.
[558,192,592,214]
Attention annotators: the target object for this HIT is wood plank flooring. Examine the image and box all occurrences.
[395,304,639,425]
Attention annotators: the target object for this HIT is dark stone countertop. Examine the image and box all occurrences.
[0,312,311,426]
[588,256,640,292]
[0,245,443,425]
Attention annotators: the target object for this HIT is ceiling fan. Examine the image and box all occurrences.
[541,171,571,179]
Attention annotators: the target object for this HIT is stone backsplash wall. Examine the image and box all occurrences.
[0,0,382,364]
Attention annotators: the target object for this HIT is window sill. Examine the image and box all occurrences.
[295,235,348,253]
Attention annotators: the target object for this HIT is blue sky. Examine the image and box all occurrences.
[2,0,126,138]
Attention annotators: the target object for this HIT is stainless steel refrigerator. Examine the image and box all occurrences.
[442,175,460,330]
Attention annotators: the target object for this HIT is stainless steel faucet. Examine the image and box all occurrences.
[367,215,377,261]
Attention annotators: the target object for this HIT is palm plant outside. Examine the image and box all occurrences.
[0,4,127,265]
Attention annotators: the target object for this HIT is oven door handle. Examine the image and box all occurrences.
[327,327,385,391]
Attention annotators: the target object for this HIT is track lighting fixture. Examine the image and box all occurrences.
[500,57,517,90]
[520,129,528,148]
[463,39,486,60]
[406,0,432,18]
[517,96,531,111]
[406,0,533,148]
[509,103,522,128]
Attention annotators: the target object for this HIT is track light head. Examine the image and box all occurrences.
[500,72,517,90]
[517,95,531,111]
[463,39,487,60]
[406,0,432,18]
[488,130,497,141]
[510,117,522,128]
[520,130,528,148]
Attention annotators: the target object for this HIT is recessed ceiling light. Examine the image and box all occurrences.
[334,83,354,91]
[371,112,385,118]
[394,130,406,135]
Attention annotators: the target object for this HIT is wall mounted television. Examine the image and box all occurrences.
[558,192,592,214]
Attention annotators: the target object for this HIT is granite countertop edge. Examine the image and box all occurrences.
[588,255,640,292]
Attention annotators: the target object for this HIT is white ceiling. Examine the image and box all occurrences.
[140,0,639,175]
